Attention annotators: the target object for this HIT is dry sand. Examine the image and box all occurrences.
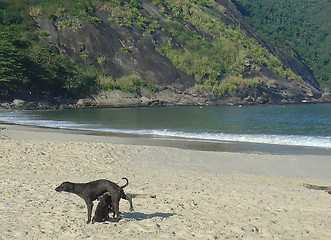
[0,124,330,239]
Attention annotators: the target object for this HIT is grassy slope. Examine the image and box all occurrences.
[0,0,322,99]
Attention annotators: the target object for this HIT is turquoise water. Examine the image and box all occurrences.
[1,103,331,149]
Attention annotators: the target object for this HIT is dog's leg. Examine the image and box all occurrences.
[111,194,121,221]
[86,201,94,224]
[123,193,134,212]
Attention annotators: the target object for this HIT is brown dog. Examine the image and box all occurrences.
[55,178,134,223]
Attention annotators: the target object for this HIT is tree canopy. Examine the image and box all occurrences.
[233,0,331,89]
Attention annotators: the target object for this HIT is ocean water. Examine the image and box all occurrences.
[1,104,331,150]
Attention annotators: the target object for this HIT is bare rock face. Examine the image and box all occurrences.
[92,90,143,107]
[35,12,194,90]
[31,1,324,107]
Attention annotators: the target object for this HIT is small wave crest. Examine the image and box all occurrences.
[0,111,93,129]
[1,112,330,149]
[144,130,331,149]
[89,128,331,149]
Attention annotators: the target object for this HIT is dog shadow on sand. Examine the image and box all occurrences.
[105,212,175,222]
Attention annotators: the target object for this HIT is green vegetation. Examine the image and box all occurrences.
[0,0,322,100]
[0,0,156,98]
[195,76,267,96]
[0,0,101,98]
[28,0,99,25]
[233,0,331,89]
[98,74,156,94]
[152,0,300,92]
[95,0,300,92]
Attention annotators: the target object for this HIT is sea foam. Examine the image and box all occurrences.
[1,111,331,149]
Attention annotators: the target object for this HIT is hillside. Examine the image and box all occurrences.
[233,0,331,90]
[0,0,328,108]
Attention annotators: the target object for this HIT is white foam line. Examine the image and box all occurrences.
[1,113,330,149]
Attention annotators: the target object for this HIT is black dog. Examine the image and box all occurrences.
[92,186,135,223]
[55,177,134,223]
[92,192,113,223]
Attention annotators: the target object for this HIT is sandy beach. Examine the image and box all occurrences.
[0,123,330,239]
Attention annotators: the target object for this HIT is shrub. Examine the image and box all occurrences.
[119,47,131,53]
[97,56,107,66]
[198,76,264,96]
[98,74,156,93]
[98,75,121,91]
[28,6,41,17]
[87,16,102,24]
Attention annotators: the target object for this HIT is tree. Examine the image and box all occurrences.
[0,27,26,91]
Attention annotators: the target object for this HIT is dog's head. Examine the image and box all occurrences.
[55,181,74,192]
[97,192,112,202]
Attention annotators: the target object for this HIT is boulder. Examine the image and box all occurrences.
[77,98,96,107]
[93,90,142,107]
[243,96,254,103]
[12,99,26,108]
[0,102,11,109]
[321,92,331,99]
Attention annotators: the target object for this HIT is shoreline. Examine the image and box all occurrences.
[1,122,330,179]
[1,122,331,239]
[1,93,331,111]
[1,122,331,156]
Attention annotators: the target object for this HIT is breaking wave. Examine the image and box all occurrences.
[1,111,330,149]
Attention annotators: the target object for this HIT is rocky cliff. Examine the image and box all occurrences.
[19,0,328,108]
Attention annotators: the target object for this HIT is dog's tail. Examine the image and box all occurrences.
[120,177,129,188]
